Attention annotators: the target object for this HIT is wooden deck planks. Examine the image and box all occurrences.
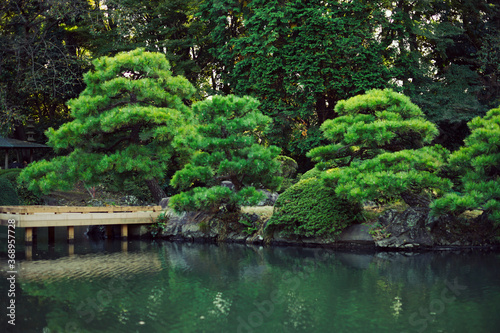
[0,205,162,214]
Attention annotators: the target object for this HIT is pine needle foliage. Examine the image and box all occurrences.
[308,89,439,170]
[309,89,450,207]
[18,49,196,196]
[324,146,452,206]
[431,106,500,223]
[169,95,282,213]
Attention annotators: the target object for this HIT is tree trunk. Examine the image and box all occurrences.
[145,178,167,204]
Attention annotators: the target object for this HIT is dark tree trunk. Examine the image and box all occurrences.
[145,178,167,204]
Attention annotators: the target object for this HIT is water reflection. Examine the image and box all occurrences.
[0,241,499,333]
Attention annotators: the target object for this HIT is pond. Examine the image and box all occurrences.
[1,227,500,333]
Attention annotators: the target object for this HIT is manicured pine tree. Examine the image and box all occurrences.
[19,48,196,202]
[308,89,451,207]
[431,106,500,223]
[169,94,282,214]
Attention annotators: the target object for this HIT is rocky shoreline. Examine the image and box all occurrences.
[99,205,500,252]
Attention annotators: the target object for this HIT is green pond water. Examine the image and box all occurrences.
[1,226,500,333]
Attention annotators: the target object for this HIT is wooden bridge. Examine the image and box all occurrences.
[0,205,163,244]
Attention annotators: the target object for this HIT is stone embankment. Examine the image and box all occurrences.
[132,205,499,251]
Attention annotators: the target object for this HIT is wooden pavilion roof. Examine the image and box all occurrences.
[0,136,49,149]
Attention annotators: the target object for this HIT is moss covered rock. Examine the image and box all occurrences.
[267,176,363,237]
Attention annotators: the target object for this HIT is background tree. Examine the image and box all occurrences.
[169,95,282,214]
[200,0,391,164]
[431,106,500,224]
[19,48,196,202]
[0,0,92,137]
[308,89,450,207]
[380,0,500,148]
[83,0,212,97]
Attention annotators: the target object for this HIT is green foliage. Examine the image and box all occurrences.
[267,177,363,237]
[239,214,258,235]
[431,106,500,223]
[275,155,299,193]
[0,0,89,136]
[150,211,169,238]
[309,89,448,207]
[19,49,195,198]
[301,168,323,180]
[323,146,452,206]
[169,94,282,213]
[0,169,43,205]
[200,0,391,158]
[276,156,298,178]
[0,177,20,205]
[0,169,22,184]
[308,89,439,169]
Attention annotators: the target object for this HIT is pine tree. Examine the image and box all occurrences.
[431,106,500,223]
[169,95,282,213]
[308,89,451,207]
[19,49,196,202]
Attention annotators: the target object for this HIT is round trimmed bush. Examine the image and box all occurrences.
[267,176,363,237]
[0,177,20,205]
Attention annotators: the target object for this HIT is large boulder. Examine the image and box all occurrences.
[375,208,434,248]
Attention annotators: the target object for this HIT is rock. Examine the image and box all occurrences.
[338,223,375,244]
[375,208,434,248]
[86,225,106,239]
[221,181,235,191]
[257,190,279,206]
[159,197,170,209]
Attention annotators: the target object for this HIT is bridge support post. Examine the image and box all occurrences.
[121,224,128,240]
[67,226,74,244]
[25,227,33,245]
[25,245,32,261]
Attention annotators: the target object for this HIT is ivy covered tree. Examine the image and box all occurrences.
[431,106,500,223]
[308,89,450,207]
[19,48,196,202]
[169,95,282,214]
[199,0,391,160]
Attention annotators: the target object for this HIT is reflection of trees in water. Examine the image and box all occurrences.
[12,243,500,333]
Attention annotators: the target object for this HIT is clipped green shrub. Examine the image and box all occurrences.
[0,168,22,183]
[0,169,43,205]
[0,177,20,205]
[301,167,323,180]
[267,177,363,237]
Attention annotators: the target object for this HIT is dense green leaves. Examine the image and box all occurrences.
[323,146,452,205]
[310,89,448,207]
[169,95,282,213]
[200,0,392,159]
[19,49,195,199]
[431,106,500,223]
[268,176,362,237]
[308,89,439,169]
[0,177,20,205]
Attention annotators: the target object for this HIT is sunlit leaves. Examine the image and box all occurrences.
[169,94,282,213]
[431,106,500,223]
[20,49,195,195]
[308,89,439,168]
